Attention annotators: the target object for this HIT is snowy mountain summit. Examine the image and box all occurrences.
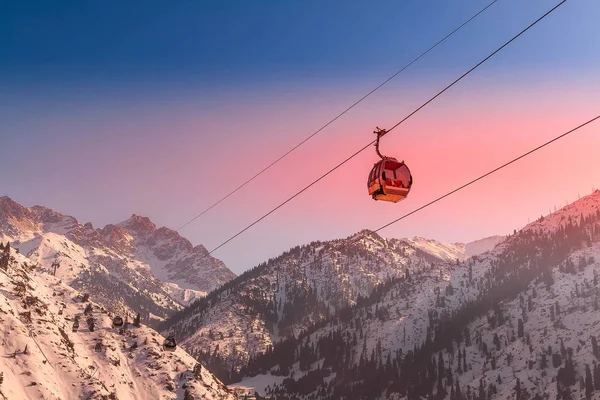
[0,197,235,321]
[162,229,475,374]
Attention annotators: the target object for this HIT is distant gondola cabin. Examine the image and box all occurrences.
[112,316,124,328]
[163,336,177,352]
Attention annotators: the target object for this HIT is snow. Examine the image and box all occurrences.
[0,248,236,400]
[464,235,505,256]
[0,197,234,326]
[404,236,467,261]
[231,374,286,397]
[168,230,477,372]
[443,243,600,400]
[238,190,600,399]
[164,283,207,306]
[523,190,600,235]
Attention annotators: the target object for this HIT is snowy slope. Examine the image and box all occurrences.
[522,190,600,235]
[163,230,471,374]
[465,235,505,256]
[0,245,235,400]
[445,243,600,400]
[404,236,467,261]
[229,190,600,399]
[0,197,235,322]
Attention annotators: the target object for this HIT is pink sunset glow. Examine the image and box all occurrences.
[4,72,599,273]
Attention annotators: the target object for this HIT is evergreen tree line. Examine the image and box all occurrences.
[237,209,600,399]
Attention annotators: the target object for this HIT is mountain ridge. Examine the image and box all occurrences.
[161,228,477,374]
[0,196,236,323]
[227,190,600,399]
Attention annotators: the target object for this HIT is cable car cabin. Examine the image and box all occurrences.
[163,336,177,352]
[367,157,412,203]
[112,316,124,328]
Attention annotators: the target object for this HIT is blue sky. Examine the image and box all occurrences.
[3,0,597,85]
[1,0,599,274]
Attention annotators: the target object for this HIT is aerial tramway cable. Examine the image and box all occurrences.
[176,0,500,232]
[297,113,600,275]
[201,0,567,257]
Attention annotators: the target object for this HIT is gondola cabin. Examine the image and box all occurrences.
[367,157,412,203]
[163,336,177,352]
[112,316,124,328]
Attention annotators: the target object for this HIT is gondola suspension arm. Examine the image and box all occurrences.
[374,127,388,160]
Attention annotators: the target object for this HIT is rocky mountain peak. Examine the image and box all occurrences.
[119,214,157,232]
[0,196,29,219]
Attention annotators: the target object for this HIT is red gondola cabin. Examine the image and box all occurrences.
[367,157,412,203]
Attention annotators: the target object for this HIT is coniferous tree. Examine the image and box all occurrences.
[193,363,202,377]
[493,333,501,350]
[561,354,576,387]
[553,353,563,368]
[0,242,9,270]
[133,313,141,327]
[468,263,473,284]
[585,364,594,399]
[478,379,485,400]
[594,363,600,390]
[455,379,462,400]
[518,319,524,338]
[447,366,454,387]
[437,372,446,399]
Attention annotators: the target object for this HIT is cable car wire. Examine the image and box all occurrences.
[202,0,566,257]
[175,0,500,232]
[294,113,600,276]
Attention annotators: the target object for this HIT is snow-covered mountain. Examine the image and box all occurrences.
[161,230,470,375]
[465,235,505,256]
[159,190,600,400]
[0,244,236,400]
[0,197,235,323]
[224,190,600,399]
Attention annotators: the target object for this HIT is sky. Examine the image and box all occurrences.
[1,0,599,274]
